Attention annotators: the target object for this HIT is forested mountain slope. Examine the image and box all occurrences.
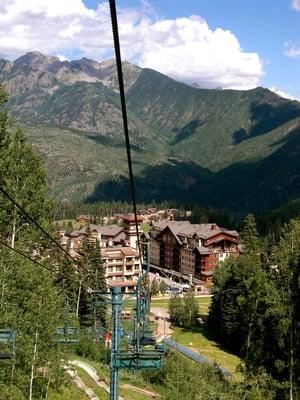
[1,52,300,212]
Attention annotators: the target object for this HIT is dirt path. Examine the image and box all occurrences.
[69,359,125,400]
[121,384,159,398]
[69,359,162,399]
[66,367,99,400]
[151,307,173,340]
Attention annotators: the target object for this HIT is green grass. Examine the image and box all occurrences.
[48,382,89,400]
[122,388,153,400]
[172,326,243,380]
[76,356,165,399]
[124,296,211,315]
[76,366,109,399]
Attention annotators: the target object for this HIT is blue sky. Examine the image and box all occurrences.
[0,0,299,98]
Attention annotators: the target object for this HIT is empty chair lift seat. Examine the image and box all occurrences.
[54,327,80,343]
[0,329,16,360]
[113,350,164,370]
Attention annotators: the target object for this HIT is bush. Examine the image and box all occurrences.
[169,290,199,329]
[74,328,109,363]
[159,281,168,295]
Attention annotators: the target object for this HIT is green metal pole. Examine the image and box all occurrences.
[136,242,151,320]
[110,287,122,400]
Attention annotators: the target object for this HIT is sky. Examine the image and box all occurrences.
[0,0,299,99]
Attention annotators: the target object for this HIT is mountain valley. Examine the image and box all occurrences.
[1,51,300,213]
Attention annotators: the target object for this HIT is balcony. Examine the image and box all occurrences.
[107,271,124,277]
[124,269,134,275]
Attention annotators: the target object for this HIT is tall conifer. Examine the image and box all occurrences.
[242,213,260,255]
[78,226,107,327]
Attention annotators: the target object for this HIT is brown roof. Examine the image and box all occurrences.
[152,220,239,242]
[78,224,124,237]
[69,231,81,238]
[196,246,210,255]
[201,270,214,276]
[120,214,144,223]
[76,214,90,220]
[120,247,138,257]
[205,229,239,240]
[152,220,190,232]
[102,247,138,259]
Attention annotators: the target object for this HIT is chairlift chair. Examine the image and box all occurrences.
[0,329,16,360]
[54,326,80,344]
[113,349,164,370]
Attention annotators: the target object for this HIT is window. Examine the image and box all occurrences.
[116,266,122,272]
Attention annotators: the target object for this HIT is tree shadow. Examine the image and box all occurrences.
[172,119,204,145]
[233,100,300,144]
[176,324,240,357]
[86,159,211,204]
[86,133,144,152]
[86,126,300,213]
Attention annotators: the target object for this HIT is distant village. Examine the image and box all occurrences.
[58,208,240,293]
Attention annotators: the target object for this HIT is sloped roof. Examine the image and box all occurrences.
[196,246,210,255]
[205,229,239,240]
[152,220,239,243]
[69,231,81,237]
[78,224,123,237]
[152,220,190,232]
[114,231,126,241]
[120,213,144,222]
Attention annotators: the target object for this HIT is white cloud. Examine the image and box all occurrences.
[284,43,300,57]
[270,86,300,101]
[135,16,263,89]
[292,0,300,11]
[56,54,69,61]
[0,0,264,89]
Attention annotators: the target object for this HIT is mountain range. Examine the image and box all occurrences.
[0,51,300,213]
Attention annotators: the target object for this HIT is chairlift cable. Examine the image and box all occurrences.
[0,186,88,273]
[108,0,143,267]
[0,239,60,276]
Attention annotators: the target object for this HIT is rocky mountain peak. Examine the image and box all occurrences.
[14,51,61,71]
[9,52,141,90]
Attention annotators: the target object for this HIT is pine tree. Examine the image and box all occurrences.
[88,239,107,327]
[0,127,51,248]
[181,290,199,329]
[169,294,183,326]
[150,279,159,296]
[0,86,9,152]
[270,219,300,399]
[56,241,78,313]
[242,213,260,255]
[208,254,263,353]
[159,280,167,295]
[78,227,107,327]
